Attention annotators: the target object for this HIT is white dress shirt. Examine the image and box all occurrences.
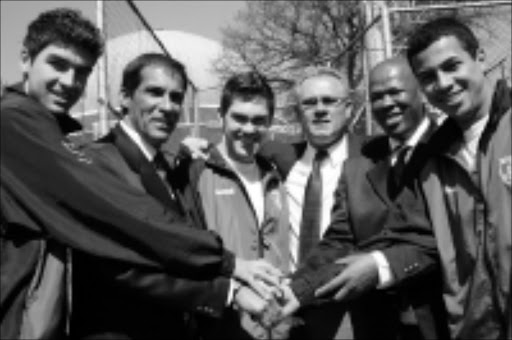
[457,113,489,172]
[119,120,157,162]
[287,136,349,271]
[389,116,431,165]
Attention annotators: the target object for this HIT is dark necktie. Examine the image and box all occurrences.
[153,151,169,181]
[139,151,176,209]
[395,146,411,183]
[298,149,328,264]
[390,146,411,198]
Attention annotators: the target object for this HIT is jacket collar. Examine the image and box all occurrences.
[99,124,148,175]
[362,135,392,161]
[119,120,156,162]
[101,124,177,209]
[206,145,280,183]
[479,79,511,151]
[363,117,436,204]
[5,82,82,135]
[362,116,436,162]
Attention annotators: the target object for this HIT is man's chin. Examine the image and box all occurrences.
[150,134,171,146]
[310,133,339,148]
[47,104,70,116]
[152,128,173,140]
[233,150,255,163]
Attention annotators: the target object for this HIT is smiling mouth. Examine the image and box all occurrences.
[51,93,70,105]
[312,120,331,125]
[154,120,173,130]
[387,114,403,124]
[443,91,464,105]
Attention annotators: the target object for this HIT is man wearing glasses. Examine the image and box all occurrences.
[260,67,365,339]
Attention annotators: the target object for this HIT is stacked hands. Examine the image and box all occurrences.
[232,253,380,332]
[231,258,300,338]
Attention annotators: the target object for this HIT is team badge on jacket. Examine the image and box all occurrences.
[62,139,93,164]
[499,155,511,188]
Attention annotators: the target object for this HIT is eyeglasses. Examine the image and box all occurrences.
[300,96,350,109]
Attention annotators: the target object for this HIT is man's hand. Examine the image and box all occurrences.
[258,283,300,328]
[235,286,295,340]
[233,258,283,300]
[278,284,301,319]
[181,136,210,160]
[315,253,379,301]
[233,285,268,316]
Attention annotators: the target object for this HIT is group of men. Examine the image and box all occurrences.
[0,6,510,340]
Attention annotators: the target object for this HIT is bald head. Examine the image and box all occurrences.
[370,57,419,92]
[369,56,425,142]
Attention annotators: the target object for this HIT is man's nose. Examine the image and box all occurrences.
[381,94,395,108]
[59,69,77,88]
[160,96,180,113]
[436,71,453,90]
[240,121,258,134]
[313,107,329,118]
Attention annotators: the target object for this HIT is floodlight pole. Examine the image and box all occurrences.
[96,0,108,138]
[379,1,393,58]
[192,91,200,137]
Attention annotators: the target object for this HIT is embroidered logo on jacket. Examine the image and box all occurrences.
[62,139,93,164]
[499,155,511,188]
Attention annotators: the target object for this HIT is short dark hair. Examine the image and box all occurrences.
[407,17,479,65]
[23,8,104,61]
[121,53,188,97]
[219,71,275,119]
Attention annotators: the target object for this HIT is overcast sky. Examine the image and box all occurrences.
[0,0,244,84]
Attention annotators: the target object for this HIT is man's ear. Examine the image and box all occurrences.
[20,47,31,78]
[346,100,354,117]
[476,47,486,67]
[119,89,130,113]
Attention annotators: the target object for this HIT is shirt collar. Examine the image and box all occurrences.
[463,112,489,146]
[119,119,157,162]
[389,117,430,152]
[304,134,348,168]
